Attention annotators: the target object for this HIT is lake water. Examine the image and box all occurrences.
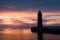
[0,28,60,40]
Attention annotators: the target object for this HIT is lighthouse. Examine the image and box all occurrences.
[38,11,42,27]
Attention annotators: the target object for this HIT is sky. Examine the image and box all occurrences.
[0,0,60,27]
[0,0,60,11]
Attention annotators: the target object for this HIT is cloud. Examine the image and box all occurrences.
[0,0,40,11]
[0,0,60,11]
[0,2,16,10]
[43,15,60,26]
[0,19,4,23]
[10,18,37,27]
[23,17,37,21]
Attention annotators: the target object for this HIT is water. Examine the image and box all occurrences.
[0,28,60,40]
[0,28,38,40]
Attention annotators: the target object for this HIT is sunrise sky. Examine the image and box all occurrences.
[0,0,60,26]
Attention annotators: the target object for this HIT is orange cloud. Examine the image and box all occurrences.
[0,11,37,25]
[0,11,37,18]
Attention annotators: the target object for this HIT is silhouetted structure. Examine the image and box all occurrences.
[31,11,60,40]
[31,11,43,40]
[38,11,42,27]
[38,11,43,40]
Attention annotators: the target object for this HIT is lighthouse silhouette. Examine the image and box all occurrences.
[38,11,43,40]
[38,11,42,27]
[31,11,60,40]
[31,11,43,40]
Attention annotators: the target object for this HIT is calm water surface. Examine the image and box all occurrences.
[0,28,60,40]
[0,28,37,40]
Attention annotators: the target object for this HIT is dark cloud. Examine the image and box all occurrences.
[0,2,17,10]
[0,0,60,11]
[0,0,40,11]
[40,0,60,11]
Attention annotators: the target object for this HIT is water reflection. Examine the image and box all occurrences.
[0,28,37,40]
[43,33,60,40]
[0,28,60,40]
[0,28,31,34]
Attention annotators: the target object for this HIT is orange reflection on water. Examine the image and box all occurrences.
[0,28,32,34]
